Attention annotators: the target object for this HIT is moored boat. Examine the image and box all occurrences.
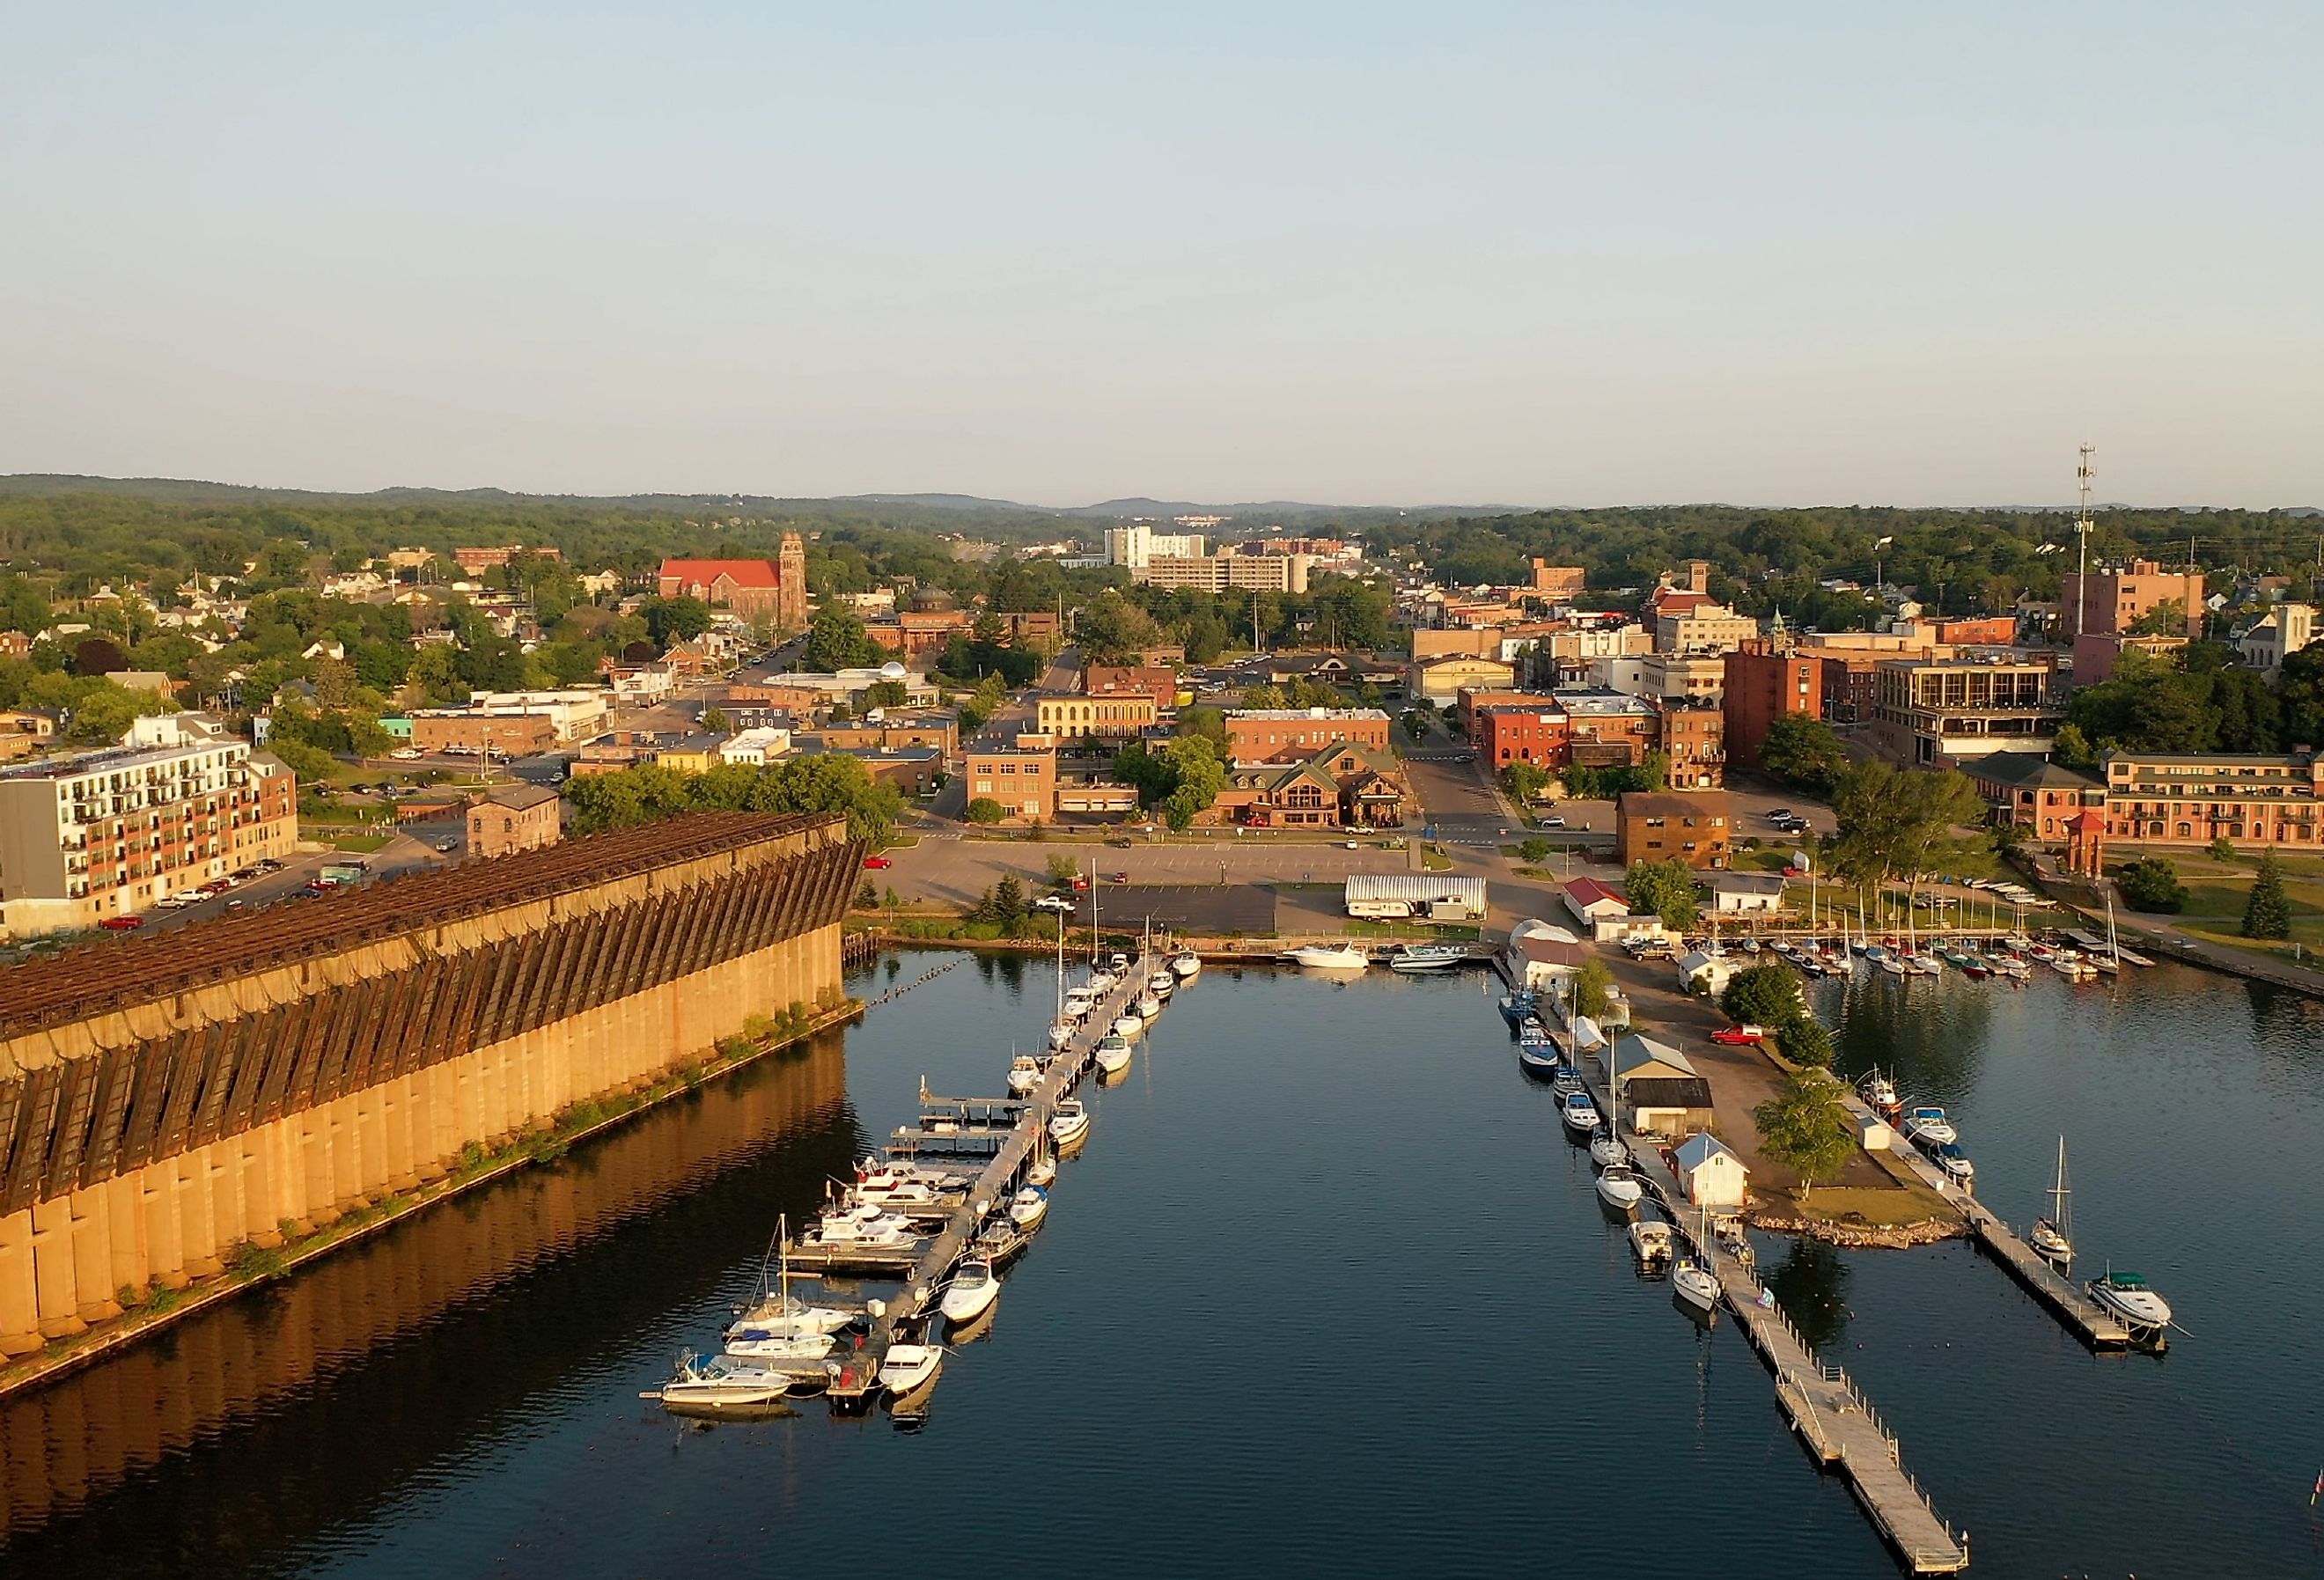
[1170,952,1202,980]
[1387,942,1468,972]
[2087,1270,2172,1335]
[1559,1088,1600,1135]
[1629,1219,1674,1268]
[1594,1161,1644,1214]
[1901,1106,1957,1147]
[1007,1055,1042,1097]
[877,1342,943,1396]
[1093,1033,1132,1075]
[656,1352,797,1417]
[1007,1184,1049,1230]
[1673,1256,1721,1317]
[1286,941,1368,970]
[1048,1099,1091,1149]
[939,1259,1002,1326]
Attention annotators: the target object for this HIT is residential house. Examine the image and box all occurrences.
[1503,918,1586,988]
[1707,871,1786,915]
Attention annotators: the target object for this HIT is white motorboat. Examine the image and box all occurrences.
[1673,1256,1721,1316]
[1386,943,1467,973]
[1594,1162,1645,1215]
[877,1343,944,1396]
[1088,970,1120,995]
[1048,1019,1074,1050]
[1048,1099,1091,1149]
[1111,1013,1144,1040]
[724,1329,838,1362]
[1559,1090,1600,1135]
[1006,1055,1043,1097]
[805,1208,919,1251]
[1006,1184,1049,1229]
[1909,951,1944,975]
[2087,1270,2173,1334]
[1027,1152,1057,1187]
[1147,971,1176,1002]
[1109,951,1130,972]
[1062,988,1098,1021]
[1093,1033,1132,1075]
[656,1353,795,1416]
[1135,991,1163,1021]
[728,1216,855,1341]
[938,1259,1002,1326]
[1589,1131,1632,1169]
[1628,1220,1674,1267]
[1285,941,1368,970]
[1901,1106,1958,1147]
[1171,952,1201,981]
[1857,1069,1900,1111]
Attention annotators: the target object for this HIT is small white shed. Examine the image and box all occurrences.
[1673,1131,1749,1208]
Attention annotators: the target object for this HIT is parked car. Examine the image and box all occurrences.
[435,839,458,853]
[1108,871,1129,884]
[1766,807,1792,820]
[1033,894,1075,914]
[1710,1025,1767,1045]
[1541,816,1568,829]
[862,855,893,869]
[99,915,146,930]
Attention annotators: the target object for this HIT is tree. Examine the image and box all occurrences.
[2128,598,2186,637]
[992,875,1028,928]
[2243,850,2291,940]
[72,637,127,676]
[1401,709,1430,742]
[2050,722,2098,769]
[1756,713,1848,794]
[2207,836,2237,863]
[1775,1017,1833,1069]
[1751,1069,1857,1199]
[1571,957,1614,1019]
[2115,856,2188,914]
[1499,761,1549,804]
[268,737,338,782]
[1046,853,1079,888]
[1158,734,1226,830]
[701,706,732,734]
[640,596,713,648]
[864,679,909,709]
[805,605,885,672]
[855,878,879,909]
[1241,683,1286,710]
[1624,858,1700,930]
[1721,961,1804,1028]
[1077,592,1158,665]
[1828,760,1984,908]
[1518,837,1553,864]
[967,797,1006,825]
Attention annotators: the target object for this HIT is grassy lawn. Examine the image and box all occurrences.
[1778,1179,1957,1227]
[1421,845,1452,871]
[331,834,393,853]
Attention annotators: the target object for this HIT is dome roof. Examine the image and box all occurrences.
[907,587,956,613]
[879,661,908,680]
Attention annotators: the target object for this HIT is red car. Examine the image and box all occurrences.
[862,856,893,869]
[1108,871,1129,885]
[1710,1025,1767,1045]
[99,915,146,930]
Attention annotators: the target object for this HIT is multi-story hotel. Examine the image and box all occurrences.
[2099,751,2324,849]
[0,714,298,937]
[1866,658,2063,768]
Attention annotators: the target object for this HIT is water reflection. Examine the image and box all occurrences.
[0,1033,851,1576]
[1761,1236,1853,1355]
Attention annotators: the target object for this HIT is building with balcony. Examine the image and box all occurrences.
[0,715,298,937]
[1866,658,2063,768]
[2097,750,2324,850]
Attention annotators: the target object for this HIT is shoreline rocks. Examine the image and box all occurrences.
[1746,1209,1967,1249]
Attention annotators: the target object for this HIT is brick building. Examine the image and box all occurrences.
[1614,790,1732,869]
[658,534,808,628]
[466,783,563,859]
[1722,642,1825,771]
[1224,708,1392,762]
[1866,658,2063,768]
[964,744,1055,821]
[2058,558,2207,642]
[1083,664,1179,712]
[1037,693,1158,740]
[1475,705,1570,769]
[411,712,560,757]
[1659,705,1725,790]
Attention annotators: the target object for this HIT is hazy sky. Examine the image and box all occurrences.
[4,4,2319,507]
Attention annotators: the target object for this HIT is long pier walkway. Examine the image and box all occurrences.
[828,952,1157,1405]
[1575,1055,1970,1575]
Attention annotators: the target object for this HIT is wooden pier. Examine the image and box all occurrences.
[1575,1056,1971,1575]
[827,953,1160,1409]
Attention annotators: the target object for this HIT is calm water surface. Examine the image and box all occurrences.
[0,950,2318,1578]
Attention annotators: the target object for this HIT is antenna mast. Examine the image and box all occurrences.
[2073,444,2096,643]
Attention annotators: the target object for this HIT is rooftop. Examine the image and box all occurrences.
[0,737,246,783]
[1226,708,1393,722]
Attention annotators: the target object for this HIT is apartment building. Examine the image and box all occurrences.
[1083,664,1180,713]
[1136,552,1313,594]
[1722,642,1825,771]
[1659,705,1725,790]
[2099,750,2324,849]
[1866,658,2063,768]
[1475,705,1570,769]
[2058,558,2207,641]
[1559,689,1660,768]
[0,715,298,937]
[1036,692,1158,740]
[1639,654,1726,707]
[1654,605,1759,657]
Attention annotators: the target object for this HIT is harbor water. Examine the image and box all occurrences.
[0,950,2318,1578]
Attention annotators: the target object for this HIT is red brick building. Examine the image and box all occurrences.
[1085,664,1180,713]
[1475,704,1570,769]
[1224,709,1391,762]
[1722,642,1824,772]
[658,534,807,628]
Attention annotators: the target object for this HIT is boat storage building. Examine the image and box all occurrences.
[1342,873,1486,922]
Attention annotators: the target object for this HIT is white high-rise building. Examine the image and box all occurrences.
[1104,525,1205,570]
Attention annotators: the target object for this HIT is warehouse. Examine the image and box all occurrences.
[1342,872,1487,921]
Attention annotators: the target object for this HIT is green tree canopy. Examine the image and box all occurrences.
[2243,850,2291,939]
[1624,858,1700,930]
[2115,856,2188,914]
[1757,713,1848,794]
[1751,1069,1857,1198]
[805,605,885,672]
[1720,961,1805,1028]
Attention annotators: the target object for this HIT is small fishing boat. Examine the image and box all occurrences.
[1924,1142,1975,1185]
[655,1352,796,1417]
[1857,1069,1900,1112]
[1594,1161,1644,1214]
[1498,990,1537,1026]
[1901,1106,1958,1147]
[1007,1185,1049,1230]
[877,1343,944,1396]
[1387,942,1468,972]
[939,1259,1002,1326]
[1517,1028,1560,1076]
[1171,952,1202,981]
[1007,1055,1042,1097]
[1629,1220,1674,1268]
[1286,941,1368,970]
[2087,1270,2173,1335]
[1048,1099,1091,1149]
[1560,1089,1601,1135]
[1093,1033,1132,1075]
[1549,1062,1583,1096]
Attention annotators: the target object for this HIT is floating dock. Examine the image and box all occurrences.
[1574,1056,1970,1575]
[828,954,1160,1410]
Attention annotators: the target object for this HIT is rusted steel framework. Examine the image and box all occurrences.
[0,812,859,1216]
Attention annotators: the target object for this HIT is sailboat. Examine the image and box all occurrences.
[1048,928,1074,1049]
[1591,1022,1632,1168]
[2031,1135,2073,1263]
[1672,1207,1721,1319]
[725,1217,852,1343]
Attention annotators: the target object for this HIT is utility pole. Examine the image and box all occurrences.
[2073,443,2096,645]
